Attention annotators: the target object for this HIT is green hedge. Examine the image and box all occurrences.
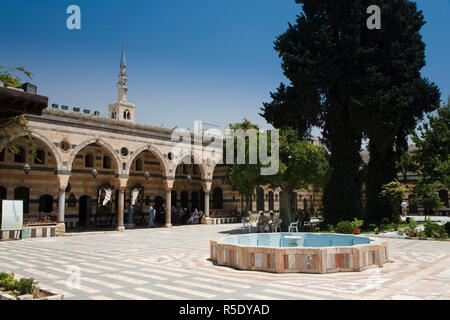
[335,221,353,234]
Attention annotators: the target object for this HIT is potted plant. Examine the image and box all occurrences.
[351,218,364,235]
[374,227,380,234]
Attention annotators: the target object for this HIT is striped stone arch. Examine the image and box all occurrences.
[0,131,64,171]
[173,152,209,180]
[67,138,122,174]
[125,144,169,177]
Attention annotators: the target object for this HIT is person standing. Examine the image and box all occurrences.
[148,206,156,228]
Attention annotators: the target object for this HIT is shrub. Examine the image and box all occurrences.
[16,277,38,296]
[444,222,450,235]
[0,272,38,296]
[424,223,448,239]
[382,218,390,225]
[0,272,16,290]
[351,218,364,230]
[327,224,335,233]
[369,224,377,231]
[335,221,353,234]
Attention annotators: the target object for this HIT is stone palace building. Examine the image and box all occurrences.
[0,46,318,235]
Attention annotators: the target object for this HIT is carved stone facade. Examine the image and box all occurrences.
[0,46,318,234]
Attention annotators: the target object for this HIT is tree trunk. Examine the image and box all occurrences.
[366,138,397,224]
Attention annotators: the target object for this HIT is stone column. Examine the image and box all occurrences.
[163,178,175,228]
[116,177,128,232]
[202,181,212,224]
[56,173,71,235]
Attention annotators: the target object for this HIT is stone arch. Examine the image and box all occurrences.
[0,131,64,170]
[125,144,169,177]
[173,152,208,180]
[67,138,121,173]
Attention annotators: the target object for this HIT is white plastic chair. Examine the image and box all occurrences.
[241,219,252,233]
[274,218,282,232]
[288,220,299,232]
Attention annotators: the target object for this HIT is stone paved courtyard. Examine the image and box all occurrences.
[0,224,449,300]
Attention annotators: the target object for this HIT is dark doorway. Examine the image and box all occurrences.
[79,195,92,227]
[268,191,274,211]
[181,191,188,210]
[191,191,199,211]
[39,195,53,213]
[171,190,177,209]
[256,187,264,211]
[154,196,164,223]
[200,190,205,211]
[14,186,29,213]
[213,187,223,209]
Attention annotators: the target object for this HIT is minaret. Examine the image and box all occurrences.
[108,42,135,122]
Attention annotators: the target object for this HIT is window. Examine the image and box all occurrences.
[103,155,112,169]
[14,147,26,163]
[123,110,130,120]
[34,149,45,164]
[120,147,129,157]
[111,111,117,119]
[85,153,94,168]
[0,148,5,162]
[135,158,143,171]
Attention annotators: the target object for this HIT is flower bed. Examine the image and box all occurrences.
[0,272,63,300]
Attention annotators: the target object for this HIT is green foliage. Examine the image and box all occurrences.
[424,221,448,239]
[444,222,450,235]
[0,66,33,87]
[412,100,450,188]
[0,66,37,156]
[379,179,406,222]
[410,181,444,216]
[368,224,377,231]
[335,221,353,234]
[15,277,39,296]
[327,224,335,233]
[351,218,364,230]
[261,0,439,227]
[0,272,38,296]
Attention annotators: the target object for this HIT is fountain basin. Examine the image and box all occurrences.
[210,233,388,273]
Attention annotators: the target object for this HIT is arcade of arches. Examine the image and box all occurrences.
[0,108,320,234]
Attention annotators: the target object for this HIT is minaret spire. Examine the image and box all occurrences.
[108,41,135,122]
[117,41,128,103]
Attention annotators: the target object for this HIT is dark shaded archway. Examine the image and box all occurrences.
[213,187,223,209]
[79,195,92,227]
[14,186,29,214]
[39,195,53,213]
[256,187,264,211]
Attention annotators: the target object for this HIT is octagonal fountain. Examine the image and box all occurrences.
[210,233,388,274]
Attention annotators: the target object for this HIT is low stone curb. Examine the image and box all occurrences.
[0,287,63,300]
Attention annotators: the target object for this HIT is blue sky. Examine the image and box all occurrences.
[1,0,448,134]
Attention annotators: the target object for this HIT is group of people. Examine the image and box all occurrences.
[147,206,202,227]
[256,211,280,233]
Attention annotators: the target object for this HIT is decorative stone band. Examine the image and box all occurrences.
[0,226,57,241]
[210,236,388,274]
